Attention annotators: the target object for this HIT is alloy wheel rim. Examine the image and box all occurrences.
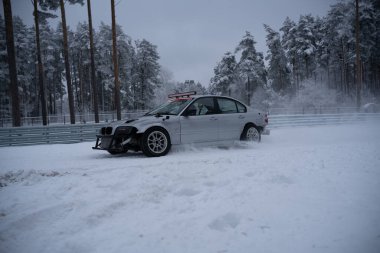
[246,127,259,141]
[147,131,168,154]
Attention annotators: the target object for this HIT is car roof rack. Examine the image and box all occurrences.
[168,91,197,99]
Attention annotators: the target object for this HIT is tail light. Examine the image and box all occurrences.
[264,113,268,124]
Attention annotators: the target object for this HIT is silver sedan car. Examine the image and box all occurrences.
[93,92,269,157]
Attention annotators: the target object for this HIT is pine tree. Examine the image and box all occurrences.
[313,16,330,86]
[13,17,33,118]
[296,15,317,80]
[235,31,267,105]
[33,0,48,125]
[134,39,160,110]
[39,21,62,116]
[40,0,84,124]
[264,24,291,94]
[2,0,21,126]
[94,22,136,112]
[95,22,113,112]
[111,0,121,120]
[110,24,135,110]
[71,22,91,118]
[209,52,237,96]
[87,0,99,122]
[359,0,380,96]
[280,17,299,92]
[0,15,10,121]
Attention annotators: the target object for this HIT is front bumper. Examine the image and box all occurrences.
[92,135,116,151]
[93,126,139,152]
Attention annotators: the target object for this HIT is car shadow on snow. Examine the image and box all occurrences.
[92,141,259,159]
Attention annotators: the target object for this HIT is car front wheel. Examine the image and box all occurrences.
[241,125,261,142]
[141,127,171,157]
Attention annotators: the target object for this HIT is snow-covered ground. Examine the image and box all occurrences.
[1,123,380,253]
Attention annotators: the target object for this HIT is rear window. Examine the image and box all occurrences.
[217,98,238,114]
[217,98,247,114]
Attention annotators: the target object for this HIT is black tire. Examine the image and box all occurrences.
[241,124,261,142]
[141,127,171,157]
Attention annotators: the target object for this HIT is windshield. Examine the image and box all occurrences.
[145,98,193,116]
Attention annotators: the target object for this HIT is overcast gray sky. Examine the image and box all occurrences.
[3,0,337,86]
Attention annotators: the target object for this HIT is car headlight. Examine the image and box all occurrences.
[115,126,133,135]
[100,127,113,135]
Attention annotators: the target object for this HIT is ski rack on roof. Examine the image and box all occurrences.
[168,91,197,99]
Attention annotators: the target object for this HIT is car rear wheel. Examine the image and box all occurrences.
[241,125,261,142]
[141,127,171,157]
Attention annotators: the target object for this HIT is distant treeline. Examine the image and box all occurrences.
[1,0,379,126]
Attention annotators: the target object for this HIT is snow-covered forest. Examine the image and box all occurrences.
[0,0,379,125]
[209,0,380,110]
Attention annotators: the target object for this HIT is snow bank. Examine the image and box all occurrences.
[0,123,379,253]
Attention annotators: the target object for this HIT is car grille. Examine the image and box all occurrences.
[100,136,112,149]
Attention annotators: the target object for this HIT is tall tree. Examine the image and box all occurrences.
[71,22,91,118]
[235,31,267,105]
[13,17,36,118]
[40,0,84,124]
[362,0,380,96]
[59,0,76,124]
[209,52,237,96]
[0,16,9,120]
[33,0,48,125]
[280,17,299,92]
[95,22,114,112]
[355,0,363,110]
[111,0,121,120]
[40,21,64,115]
[296,15,317,80]
[2,0,21,126]
[95,22,135,111]
[264,24,291,93]
[134,39,160,110]
[327,1,356,95]
[87,0,99,122]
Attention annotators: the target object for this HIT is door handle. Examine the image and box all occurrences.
[210,117,218,121]
[238,115,245,119]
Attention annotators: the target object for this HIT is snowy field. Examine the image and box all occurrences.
[1,123,380,253]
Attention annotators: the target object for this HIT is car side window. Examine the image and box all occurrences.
[185,97,216,116]
[217,98,238,114]
[236,101,247,113]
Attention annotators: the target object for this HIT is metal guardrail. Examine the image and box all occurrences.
[0,111,148,128]
[0,113,379,147]
[268,113,380,128]
[0,123,106,147]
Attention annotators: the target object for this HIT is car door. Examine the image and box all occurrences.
[180,97,219,144]
[216,97,247,140]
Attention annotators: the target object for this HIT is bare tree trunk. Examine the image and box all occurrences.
[3,0,21,127]
[355,0,362,111]
[33,0,48,125]
[87,0,99,123]
[111,0,121,120]
[341,39,347,94]
[60,0,75,124]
